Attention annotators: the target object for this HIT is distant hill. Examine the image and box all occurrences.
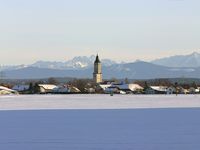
[103,61,199,79]
[4,61,200,79]
[4,67,92,79]
[151,52,200,67]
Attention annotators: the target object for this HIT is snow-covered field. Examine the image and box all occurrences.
[0,94,200,110]
[0,95,200,150]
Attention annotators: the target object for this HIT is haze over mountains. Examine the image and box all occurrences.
[1,52,200,79]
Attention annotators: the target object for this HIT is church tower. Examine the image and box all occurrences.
[93,54,102,83]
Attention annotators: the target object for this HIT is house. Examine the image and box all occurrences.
[52,85,81,93]
[195,88,200,93]
[145,87,156,94]
[52,85,70,93]
[38,84,58,94]
[176,86,188,94]
[98,81,115,90]
[12,85,30,92]
[68,85,81,93]
[145,86,172,94]
[104,86,120,94]
[188,87,199,94]
[116,83,144,93]
[99,82,143,94]
[166,87,176,94]
[0,86,18,95]
[196,87,200,93]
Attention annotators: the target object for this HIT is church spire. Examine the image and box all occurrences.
[93,54,102,83]
[95,54,101,63]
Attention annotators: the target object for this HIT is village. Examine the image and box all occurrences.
[1,55,200,95]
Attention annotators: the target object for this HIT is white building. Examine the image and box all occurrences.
[98,81,114,90]
[116,84,143,93]
[146,86,175,94]
[0,86,18,95]
[104,86,120,94]
[99,82,143,94]
[38,84,58,93]
[52,85,69,93]
[52,85,81,93]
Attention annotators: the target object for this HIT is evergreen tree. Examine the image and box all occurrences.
[29,83,33,94]
[33,83,40,94]
[174,82,178,95]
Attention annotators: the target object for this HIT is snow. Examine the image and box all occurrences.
[0,95,200,150]
[0,94,200,110]
[0,108,200,149]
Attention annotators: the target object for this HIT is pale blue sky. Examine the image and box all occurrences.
[0,0,200,65]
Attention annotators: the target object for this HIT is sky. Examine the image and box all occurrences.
[0,0,200,65]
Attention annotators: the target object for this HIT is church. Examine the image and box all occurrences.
[93,54,103,83]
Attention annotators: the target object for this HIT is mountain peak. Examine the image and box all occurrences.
[30,55,116,70]
[151,51,200,68]
[190,51,200,57]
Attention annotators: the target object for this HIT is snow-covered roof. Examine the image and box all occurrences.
[0,86,17,93]
[53,87,69,93]
[118,84,143,91]
[150,86,168,92]
[70,86,81,93]
[38,84,58,90]
[99,84,112,90]
[0,86,18,95]
[100,83,143,91]
[0,90,13,95]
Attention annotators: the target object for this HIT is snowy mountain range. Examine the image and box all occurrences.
[25,55,116,70]
[2,52,200,79]
[0,55,116,71]
[151,52,200,67]
[3,61,200,79]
